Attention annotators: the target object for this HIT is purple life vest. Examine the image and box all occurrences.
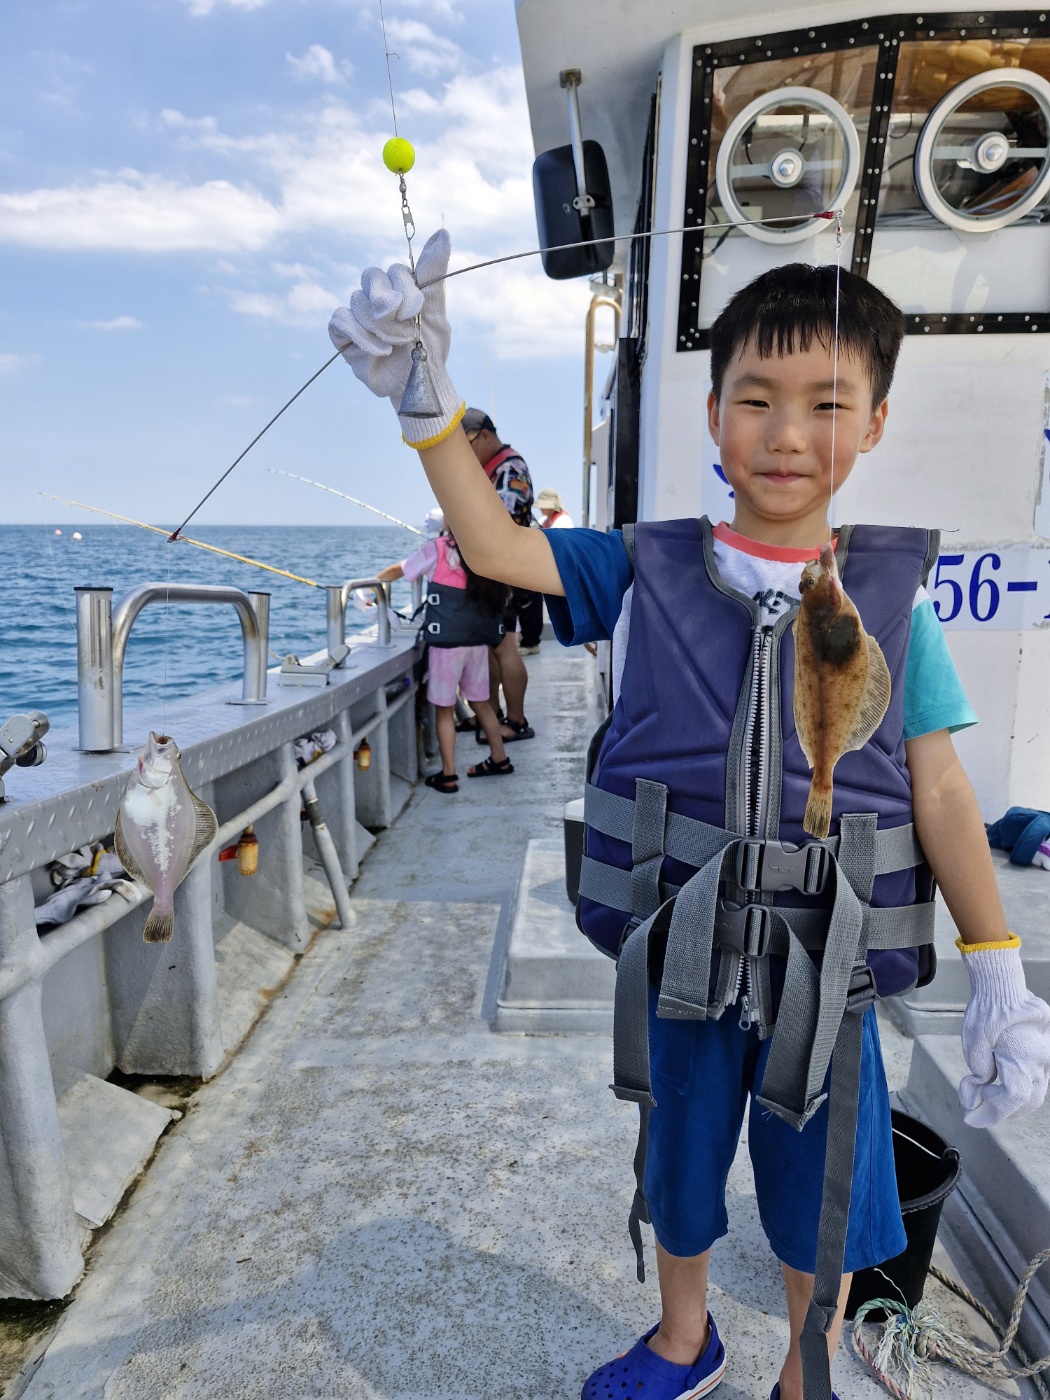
[580,517,938,1004]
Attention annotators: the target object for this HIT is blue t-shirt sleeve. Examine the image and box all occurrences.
[903,597,978,740]
[542,528,634,645]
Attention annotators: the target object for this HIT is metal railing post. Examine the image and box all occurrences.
[340,579,393,648]
[247,591,270,699]
[75,587,115,752]
[327,584,347,664]
[106,583,267,747]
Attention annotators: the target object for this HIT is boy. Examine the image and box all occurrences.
[329,233,1050,1400]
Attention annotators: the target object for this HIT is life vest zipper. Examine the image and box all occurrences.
[733,624,775,1025]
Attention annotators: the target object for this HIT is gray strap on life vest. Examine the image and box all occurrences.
[579,850,935,956]
[584,782,925,879]
[657,846,739,1019]
[755,861,866,1130]
[799,993,870,1400]
[628,1104,652,1284]
[612,901,676,1106]
[631,779,668,921]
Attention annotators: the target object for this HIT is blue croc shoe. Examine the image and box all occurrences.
[582,1315,726,1400]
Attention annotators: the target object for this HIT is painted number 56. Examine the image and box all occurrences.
[931,553,1001,623]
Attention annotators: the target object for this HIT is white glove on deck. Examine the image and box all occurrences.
[958,935,1050,1127]
[328,229,464,449]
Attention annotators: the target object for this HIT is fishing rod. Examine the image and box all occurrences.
[41,494,320,587]
[166,208,843,540]
[269,470,424,534]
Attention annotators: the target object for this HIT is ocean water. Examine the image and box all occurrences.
[0,524,417,730]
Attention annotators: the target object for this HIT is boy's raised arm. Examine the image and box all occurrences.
[328,228,564,597]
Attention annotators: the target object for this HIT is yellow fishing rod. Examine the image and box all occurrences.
[41,494,320,588]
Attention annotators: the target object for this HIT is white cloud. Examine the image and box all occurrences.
[0,174,282,251]
[0,61,588,357]
[161,109,219,136]
[384,19,465,76]
[77,316,142,330]
[0,352,41,373]
[181,0,269,15]
[286,45,349,84]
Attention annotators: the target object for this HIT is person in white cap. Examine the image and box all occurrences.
[535,489,573,530]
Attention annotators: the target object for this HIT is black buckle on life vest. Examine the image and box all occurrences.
[715,901,770,959]
[734,838,829,897]
[845,961,877,1014]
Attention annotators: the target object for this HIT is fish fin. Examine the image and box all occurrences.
[843,635,892,752]
[143,908,174,943]
[804,780,833,840]
[187,791,219,867]
[114,812,149,886]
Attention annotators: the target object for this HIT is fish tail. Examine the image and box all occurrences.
[803,779,833,841]
[143,907,175,943]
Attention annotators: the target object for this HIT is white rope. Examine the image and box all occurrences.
[852,1248,1050,1399]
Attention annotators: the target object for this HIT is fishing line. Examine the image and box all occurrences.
[44,527,75,630]
[167,350,342,544]
[268,470,424,533]
[166,209,843,535]
[828,208,844,543]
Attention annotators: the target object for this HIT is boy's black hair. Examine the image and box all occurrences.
[709,264,905,407]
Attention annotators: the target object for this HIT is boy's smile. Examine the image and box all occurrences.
[707,338,889,549]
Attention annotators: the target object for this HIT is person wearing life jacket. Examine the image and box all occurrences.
[462,407,544,704]
[376,518,513,792]
[536,488,574,530]
[331,233,1050,1400]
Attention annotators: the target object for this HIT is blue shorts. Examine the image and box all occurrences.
[644,996,906,1274]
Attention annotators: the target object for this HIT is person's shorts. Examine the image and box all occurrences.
[644,995,906,1274]
[425,645,490,708]
[502,587,542,635]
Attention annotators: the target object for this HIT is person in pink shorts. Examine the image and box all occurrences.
[377,523,513,793]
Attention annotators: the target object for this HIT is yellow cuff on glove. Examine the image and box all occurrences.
[957,932,1022,955]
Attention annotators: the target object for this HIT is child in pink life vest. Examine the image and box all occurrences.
[377,525,514,793]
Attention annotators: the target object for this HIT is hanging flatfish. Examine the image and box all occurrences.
[115,732,218,943]
[793,544,891,840]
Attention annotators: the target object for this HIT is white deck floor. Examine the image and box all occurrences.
[14,644,1033,1399]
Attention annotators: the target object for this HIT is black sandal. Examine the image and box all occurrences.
[477,717,535,745]
[467,757,514,778]
[454,715,477,733]
[424,772,459,793]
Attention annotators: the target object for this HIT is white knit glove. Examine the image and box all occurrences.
[958,935,1050,1127]
[328,229,464,449]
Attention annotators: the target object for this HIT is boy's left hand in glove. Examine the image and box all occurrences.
[958,934,1050,1127]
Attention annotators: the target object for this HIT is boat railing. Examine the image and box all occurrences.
[0,607,421,1302]
[326,578,393,663]
[75,583,271,753]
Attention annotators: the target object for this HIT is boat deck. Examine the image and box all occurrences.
[10,644,1032,1399]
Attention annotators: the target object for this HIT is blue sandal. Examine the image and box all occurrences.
[581,1316,726,1400]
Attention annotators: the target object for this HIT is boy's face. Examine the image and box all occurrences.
[707,337,888,542]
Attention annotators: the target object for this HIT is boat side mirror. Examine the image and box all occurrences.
[532,140,615,279]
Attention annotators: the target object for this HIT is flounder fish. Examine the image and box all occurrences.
[793,544,891,840]
[115,732,218,943]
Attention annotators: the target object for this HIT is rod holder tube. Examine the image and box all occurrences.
[326,584,347,663]
[247,592,270,700]
[340,579,393,648]
[75,587,115,753]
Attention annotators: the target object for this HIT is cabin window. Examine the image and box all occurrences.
[679,13,1050,347]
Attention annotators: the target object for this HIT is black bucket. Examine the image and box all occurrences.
[845,1109,961,1321]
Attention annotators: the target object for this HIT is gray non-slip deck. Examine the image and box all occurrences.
[10,646,1035,1399]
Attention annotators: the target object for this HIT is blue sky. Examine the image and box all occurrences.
[1,0,602,527]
